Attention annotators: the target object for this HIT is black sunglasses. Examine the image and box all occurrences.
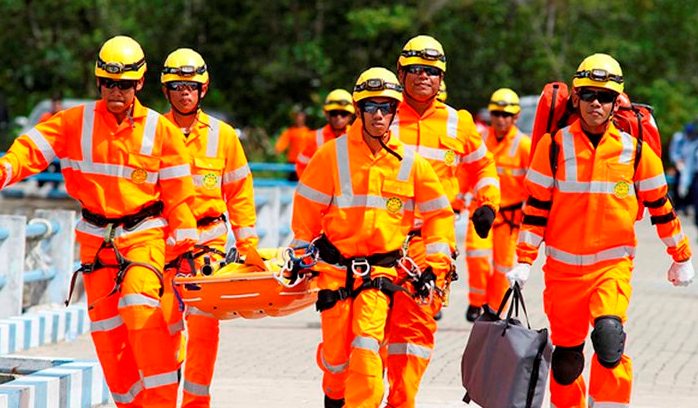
[578,89,617,104]
[328,110,351,118]
[404,65,442,77]
[165,81,201,92]
[360,100,397,115]
[490,111,514,118]
[99,78,137,90]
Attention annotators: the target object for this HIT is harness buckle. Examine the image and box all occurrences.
[398,256,422,279]
[350,258,371,277]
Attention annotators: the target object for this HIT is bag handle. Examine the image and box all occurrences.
[495,283,532,332]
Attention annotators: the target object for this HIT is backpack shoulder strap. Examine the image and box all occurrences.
[632,108,644,177]
[549,132,559,180]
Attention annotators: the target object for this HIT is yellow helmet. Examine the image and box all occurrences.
[353,67,403,104]
[161,48,209,84]
[323,89,355,114]
[572,53,624,94]
[437,81,447,102]
[398,35,446,72]
[488,88,520,114]
[95,35,146,80]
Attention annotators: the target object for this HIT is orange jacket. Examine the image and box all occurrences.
[295,124,349,177]
[0,99,198,249]
[517,120,691,266]
[164,111,258,253]
[275,125,310,163]
[291,125,455,277]
[391,101,499,212]
[482,126,531,209]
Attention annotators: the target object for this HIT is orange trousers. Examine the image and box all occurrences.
[465,220,516,308]
[315,265,393,407]
[79,229,179,408]
[544,259,633,407]
[162,228,226,408]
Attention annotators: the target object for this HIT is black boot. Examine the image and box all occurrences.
[465,305,482,322]
[434,310,443,321]
[324,395,345,408]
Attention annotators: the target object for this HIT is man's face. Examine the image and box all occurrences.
[98,77,143,115]
[401,64,442,102]
[163,81,206,114]
[360,97,397,136]
[325,110,352,131]
[294,112,307,127]
[575,87,617,130]
[490,111,517,134]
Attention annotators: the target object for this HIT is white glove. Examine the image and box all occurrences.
[667,260,695,287]
[506,263,531,288]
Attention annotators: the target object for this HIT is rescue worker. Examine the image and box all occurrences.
[159,48,258,407]
[295,89,354,177]
[0,35,197,407]
[288,67,454,408]
[275,108,310,181]
[464,88,530,322]
[507,53,695,407]
[386,34,500,407]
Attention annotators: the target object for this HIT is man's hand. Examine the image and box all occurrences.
[413,266,437,299]
[506,263,531,288]
[472,206,495,238]
[667,260,695,287]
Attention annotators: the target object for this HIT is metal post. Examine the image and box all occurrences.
[34,210,76,305]
[0,215,27,319]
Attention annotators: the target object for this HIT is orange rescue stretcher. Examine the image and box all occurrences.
[172,247,318,320]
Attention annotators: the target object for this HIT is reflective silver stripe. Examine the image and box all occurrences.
[397,148,414,181]
[76,217,167,239]
[334,194,415,212]
[297,182,332,205]
[316,128,324,147]
[234,227,257,240]
[474,177,499,193]
[90,315,124,333]
[462,143,487,163]
[111,379,143,404]
[390,114,400,139]
[561,127,577,182]
[118,294,161,309]
[207,117,221,157]
[160,164,190,180]
[26,128,57,164]
[198,221,227,244]
[186,306,216,318]
[636,174,666,192]
[168,320,184,335]
[556,180,636,195]
[619,131,635,164]
[183,379,210,396]
[335,136,353,196]
[60,158,158,184]
[410,145,451,164]
[1,162,12,188]
[497,166,527,176]
[417,195,450,213]
[445,105,459,139]
[290,238,311,247]
[143,371,179,389]
[426,242,450,256]
[494,263,512,274]
[588,397,630,408]
[508,131,524,157]
[351,336,380,352]
[526,168,554,189]
[296,153,310,164]
[320,353,348,374]
[661,232,685,247]
[469,287,486,295]
[223,164,251,184]
[387,342,433,359]
[140,109,160,156]
[193,174,222,188]
[81,102,96,162]
[466,249,492,257]
[175,228,199,241]
[546,245,635,266]
[518,230,543,247]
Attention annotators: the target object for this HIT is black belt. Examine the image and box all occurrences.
[314,234,402,269]
[82,201,164,229]
[197,214,227,227]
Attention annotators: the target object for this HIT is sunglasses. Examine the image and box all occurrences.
[328,110,351,118]
[490,111,514,118]
[99,78,137,90]
[404,65,442,77]
[578,89,617,104]
[165,81,201,92]
[360,100,397,115]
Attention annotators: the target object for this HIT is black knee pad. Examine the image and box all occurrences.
[324,395,344,408]
[551,344,585,385]
[591,315,626,368]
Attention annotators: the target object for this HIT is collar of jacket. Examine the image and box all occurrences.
[568,118,621,144]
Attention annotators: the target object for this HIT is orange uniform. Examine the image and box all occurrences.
[466,126,530,308]
[291,124,454,407]
[275,125,310,163]
[518,120,691,407]
[160,110,257,407]
[386,100,499,407]
[0,99,197,407]
[295,124,348,177]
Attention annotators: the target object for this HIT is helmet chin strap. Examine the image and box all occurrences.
[361,113,403,161]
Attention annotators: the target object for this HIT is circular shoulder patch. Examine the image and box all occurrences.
[613,181,631,199]
[203,173,219,189]
[131,168,148,184]
[444,150,456,166]
[386,197,403,214]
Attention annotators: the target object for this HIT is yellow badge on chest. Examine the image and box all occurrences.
[203,173,219,189]
[386,197,403,214]
[444,150,456,166]
[131,168,148,184]
[613,181,631,199]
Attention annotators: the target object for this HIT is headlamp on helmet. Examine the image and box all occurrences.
[354,78,403,93]
[96,57,145,75]
[400,48,446,63]
[574,69,624,85]
[162,65,207,77]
